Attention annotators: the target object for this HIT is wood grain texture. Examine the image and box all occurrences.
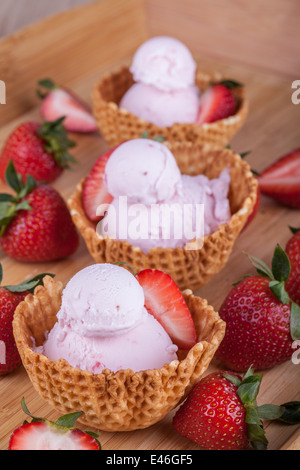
[145,0,300,79]
[0,0,148,126]
[0,0,300,451]
[0,0,96,39]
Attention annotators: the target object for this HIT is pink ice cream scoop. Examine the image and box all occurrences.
[119,82,200,128]
[100,139,231,254]
[39,264,178,373]
[119,36,200,127]
[130,36,197,92]
[104,138,183,204]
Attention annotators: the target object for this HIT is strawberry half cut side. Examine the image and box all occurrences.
[136,269,197,350]
[82,148,115,222]
[258,147,300,208]
[9,399,101,451]
[196,80,241,125]
[38,78,98,134]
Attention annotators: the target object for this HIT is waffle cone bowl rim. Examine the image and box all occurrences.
[67,143,258,291]
[92,65,249,146]
[13,275,226,432]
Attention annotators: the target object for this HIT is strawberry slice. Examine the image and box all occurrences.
[136,269,197,350]
[9,399,101,450]
[196,83,237,125]
[38,79,98,133]
[82,148,114,222]
[9,422,100,450]
[258,148,300,208]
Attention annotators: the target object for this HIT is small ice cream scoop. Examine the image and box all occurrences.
[130,36,197,92]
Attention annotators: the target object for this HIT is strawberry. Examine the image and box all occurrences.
[173,366,300,450]
[0,118,76,184]
[9,398,101,450]
[0,161,79,262]
[38,78,98,133]
[136,268,197,349]
[285,227,300,306]
[196,80,241,125]
[215,245,300,371]
[258,147,300,208]
[0,266,54,375]
[82,148,114,222]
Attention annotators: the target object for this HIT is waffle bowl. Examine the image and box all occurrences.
[92,65,249,149]
[68,144,258,291]
[13,275,225,432]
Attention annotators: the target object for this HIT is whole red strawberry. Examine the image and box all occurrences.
[173,367,300,450]
[285,227,300,306]
[0,161,79,262]
[0,265,54,375]
[9,399,101,450]
[173,370,249,450]
[216,245,300,371]
[0,118,76,184]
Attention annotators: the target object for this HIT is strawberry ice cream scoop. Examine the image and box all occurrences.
[119,82,200,128]
[56,263,145,337]
[130,36,197,92]
[42,309,178,374]
[39,264,178,373]
[104,139,183,203]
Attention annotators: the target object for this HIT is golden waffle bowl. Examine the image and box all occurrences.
[92,66,249,149]
[13,275,225,432]
[68,144,258,292]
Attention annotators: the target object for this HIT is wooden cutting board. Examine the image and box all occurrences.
[0,0,300,451]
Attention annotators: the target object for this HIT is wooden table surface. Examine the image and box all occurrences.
[0,0,300,451]
[0,0,95,39]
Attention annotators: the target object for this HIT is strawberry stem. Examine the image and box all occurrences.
[36,78,59,99]
[113,261,136,277]
[37,118,77,169]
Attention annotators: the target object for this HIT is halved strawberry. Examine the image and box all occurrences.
[82,149,115,222]
[258,148,300,208]
[9,399,101,451]
[196,83,237,125]
[136,269,197,350]
[38,79,98,133]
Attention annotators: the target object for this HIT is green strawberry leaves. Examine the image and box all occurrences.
[141,130,166,143]
[289,226,300,235]
[219,79,244,89]
[224,367,300,450]
[0,262,55,294]
[37,117,77,169]
[0,161,37,235]
[224,367,267,450]
[242,244,300,341]
[36,78,58,99]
